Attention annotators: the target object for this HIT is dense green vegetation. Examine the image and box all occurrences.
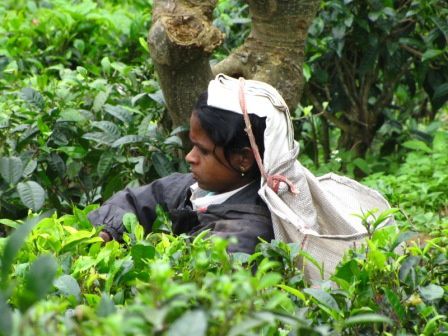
[302,0,448,159]
[0,0,447,335]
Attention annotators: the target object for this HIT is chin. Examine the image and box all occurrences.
[197,181,215,192]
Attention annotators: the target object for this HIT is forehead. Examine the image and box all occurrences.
[189,112,215,148]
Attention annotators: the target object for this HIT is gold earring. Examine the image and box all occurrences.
[240,166,245,177]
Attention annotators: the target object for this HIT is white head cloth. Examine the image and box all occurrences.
[207,73,293,171]
[207,74,392,281]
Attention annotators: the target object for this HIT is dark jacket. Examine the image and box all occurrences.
[88,173,274,254]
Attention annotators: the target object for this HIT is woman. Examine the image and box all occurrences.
[88,75,276,254]
[90,74,391,280]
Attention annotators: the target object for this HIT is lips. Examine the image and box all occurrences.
[190,171,198,181]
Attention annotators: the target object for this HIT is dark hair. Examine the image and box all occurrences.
[194,91,266,178]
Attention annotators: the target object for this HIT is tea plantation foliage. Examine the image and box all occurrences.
[0,0,447,335]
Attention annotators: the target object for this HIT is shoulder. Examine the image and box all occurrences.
[136,173,195,193]
[224,180,264,206]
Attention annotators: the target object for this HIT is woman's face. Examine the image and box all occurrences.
[185,112,246,193]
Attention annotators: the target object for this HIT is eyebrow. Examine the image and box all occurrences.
[192,140,212,152]
[189,134,212,152]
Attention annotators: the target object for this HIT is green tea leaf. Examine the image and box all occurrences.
[257,273,282,290]
[123,212,139,234]
[131,243,155,268]
[61,229,96,252]
[17,181,46,211]
[74,39,85,53]
[97,293,116,317]
[104,104,133,123]
[66,160,83,179]
[303,288,340,313]
[0,156,23,184]
[59,108,89,122]
[372,208,399,230]
[367,241,386,268]
[384,288,405,321]
[57,146,87,159]
[399,256,420,283]
[1,214,47,286]
[433,131,448,152]
[392,231,418,250]
[344,313,392,326]
[0,219,18,229]
[97,151,115,178]
[19,254,58,311]
[54,275,81,302]
[20,87,44,109]
[432,83,448,110]
[0,293,12,336]
[152,205,173,233]
[92,121,121,137]
[82,131,118,146]
[147,90,165,105]
[48,153,66,178]
[353,157,370,174]
[164,135,183,147]
[111,135,144,148]
[422,315,446,335]
[299,250,324,278]
[152,151,175,177]
[422,49,443,62]
[100,57,111,75]
[138,36,150,53]
[22,159,37,176]
[419,284,444,302]
[402,140,432,153]
[167,310,207,336]
[277,284,306,302]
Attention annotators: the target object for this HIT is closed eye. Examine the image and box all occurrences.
[197,145,210,155]
[191,142,211,155]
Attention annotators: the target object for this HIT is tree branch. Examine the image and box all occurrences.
[149,0,320,126]
[335,59,357,108]
[213,0,320,109]
[374,59,413,112]
[306,87,351,133]
[360,64,379,126]
[400,44,423,58]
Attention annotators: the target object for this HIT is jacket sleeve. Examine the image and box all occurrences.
[88,173,194,240]
[193,205,274,254]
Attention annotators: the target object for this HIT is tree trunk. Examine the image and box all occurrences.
[337,104,382,159]
[148,0,224,127]
[214,0,320,109]
[321,117,330,163]
[148,0,320,127]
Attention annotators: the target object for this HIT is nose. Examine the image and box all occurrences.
[185,147,197,165]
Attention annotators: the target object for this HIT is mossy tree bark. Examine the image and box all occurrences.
[148,0,224,127]
[148,0,320,128]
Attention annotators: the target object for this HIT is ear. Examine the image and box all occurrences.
[230,147,255,173]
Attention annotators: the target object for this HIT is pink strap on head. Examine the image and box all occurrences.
[238,78,298,194]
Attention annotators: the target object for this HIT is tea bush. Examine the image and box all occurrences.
[363,131,448,231]
[0,0,188,219]
[1,0,447,335]
[0,137,447,335]
[0,187,446,335]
